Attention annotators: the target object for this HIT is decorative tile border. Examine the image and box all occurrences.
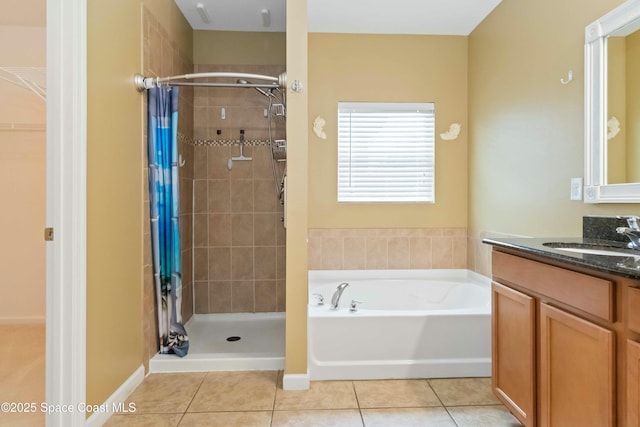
[178,132,272,147]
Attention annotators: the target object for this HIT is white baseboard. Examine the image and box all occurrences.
[86,364,144,427]
[282,371,310,390]
[0,316,46,325]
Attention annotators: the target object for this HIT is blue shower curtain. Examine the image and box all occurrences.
[147,86,188,357]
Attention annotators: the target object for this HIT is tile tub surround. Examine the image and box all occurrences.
[308,228,467,270]
[104,372,522,427]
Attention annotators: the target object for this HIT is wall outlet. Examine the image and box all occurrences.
[570,177,583,200]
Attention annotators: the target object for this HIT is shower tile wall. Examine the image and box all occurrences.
[142,7,194,370]
[193,64,286,313]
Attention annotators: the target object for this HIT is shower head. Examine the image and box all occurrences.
[237,79,271,97]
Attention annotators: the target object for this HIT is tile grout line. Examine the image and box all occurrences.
[269,370,279,427]
[179,372,208,421]
[350,380,367,427]
[425,378,461,427]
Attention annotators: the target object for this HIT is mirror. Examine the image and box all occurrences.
[607,20,640,184]
[585,0,640,202]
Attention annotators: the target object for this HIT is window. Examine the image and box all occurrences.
[337,102,435,203]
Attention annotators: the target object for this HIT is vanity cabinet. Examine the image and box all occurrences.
[629,287,640,427]
[491,250,619,427]
[492,282,535,426]
[539,303,614,427]
[627,339,640,426]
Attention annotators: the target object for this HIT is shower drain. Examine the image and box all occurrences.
[226,336,241,342]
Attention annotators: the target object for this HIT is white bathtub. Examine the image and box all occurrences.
[308,269,492,380]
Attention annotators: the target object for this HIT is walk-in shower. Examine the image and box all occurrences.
[136,69,288,372]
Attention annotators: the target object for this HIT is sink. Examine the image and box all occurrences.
[543,242,640,258]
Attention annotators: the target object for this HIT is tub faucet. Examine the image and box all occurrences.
[616,215,640,249]
[331,282,349,309]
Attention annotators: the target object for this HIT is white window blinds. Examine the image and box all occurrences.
[337,102,435,203]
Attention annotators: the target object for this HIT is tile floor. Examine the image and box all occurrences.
[0,324,45,427]
[105,371,523,427]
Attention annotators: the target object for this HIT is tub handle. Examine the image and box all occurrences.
[349,300,363,312]
[312,293,325,306]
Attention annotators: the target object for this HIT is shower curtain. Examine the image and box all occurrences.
[147,86,189,357]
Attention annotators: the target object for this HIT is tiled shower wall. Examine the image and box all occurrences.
[142,7,194,370]
[192,64,286,313]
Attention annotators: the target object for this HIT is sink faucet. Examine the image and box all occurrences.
[616,215,640,249]
[330,282,349,309]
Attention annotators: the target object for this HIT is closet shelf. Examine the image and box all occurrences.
[0,123,45,132]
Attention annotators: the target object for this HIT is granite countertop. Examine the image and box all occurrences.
[483,236,640,280]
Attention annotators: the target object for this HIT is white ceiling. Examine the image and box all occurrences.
[175,0,502,35]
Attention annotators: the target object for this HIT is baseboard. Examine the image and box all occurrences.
[282,371,310,390]
[0,316,46,325]
[86,364,144,427]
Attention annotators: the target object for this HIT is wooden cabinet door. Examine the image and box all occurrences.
[492,282,536,426]
[540,303,614,427]
[629,340,640,426]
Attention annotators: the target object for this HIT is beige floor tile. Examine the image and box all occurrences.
[125,372,206,414]
[448,405,523,427]
[361,407,457,427]
[104,413,182,427]
[275,380,358,410]
[188,371,277,412]
[271,409,363,427]
[178,411,272,427]
[0,412,45,427]
[0,324,45,404]
[354,379,441,408]
[428,377,500,406]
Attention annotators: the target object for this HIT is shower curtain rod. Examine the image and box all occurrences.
[133,71,287,92]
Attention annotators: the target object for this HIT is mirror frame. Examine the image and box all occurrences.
[585,0,640,203]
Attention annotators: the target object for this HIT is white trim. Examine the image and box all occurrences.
[150,355,284,373]
[282,372,310,390]
[46,0,87,426]
[584,0,640,203]
[86,365,145,427]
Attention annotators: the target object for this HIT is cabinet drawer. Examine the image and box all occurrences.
[493,251,614,322]
[629,287,640,334]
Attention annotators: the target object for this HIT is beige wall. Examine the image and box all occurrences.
[308,34,468,229]
[193,31,286,65]
[0,24,46,322]
[86,0,192,407]
[468,0,630,257]
[285,0,309,376]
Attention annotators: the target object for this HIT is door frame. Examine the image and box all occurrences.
[46,0,87,425]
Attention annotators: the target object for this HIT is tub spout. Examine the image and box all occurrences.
[331,282,349,309]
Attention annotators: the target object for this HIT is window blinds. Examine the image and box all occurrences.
[337,102,435,203]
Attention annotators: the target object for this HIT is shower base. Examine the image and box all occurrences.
[149,312,285,373]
